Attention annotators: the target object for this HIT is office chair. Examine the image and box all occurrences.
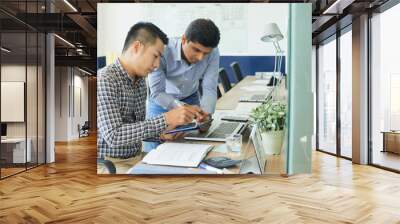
[217,86,222,98]
[218,68,232,93]
[230,61,244,82]
[79,121,90,138]
[97,158,116,174]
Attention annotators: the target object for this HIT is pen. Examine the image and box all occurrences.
[199,163,223,174]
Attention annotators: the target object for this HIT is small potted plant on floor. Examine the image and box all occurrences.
[250,101,286,155]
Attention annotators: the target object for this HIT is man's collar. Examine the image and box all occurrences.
[116,58,138,83]
[172,38,183,62]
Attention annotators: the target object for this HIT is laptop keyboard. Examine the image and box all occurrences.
[251,94,265,100]
[207,122,240,139]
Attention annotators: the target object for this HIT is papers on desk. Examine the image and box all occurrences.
[142,143,213,167]
[251,79,270,85]
[240,86,270,92]
[234,102,262,115]
[127,162,216,174]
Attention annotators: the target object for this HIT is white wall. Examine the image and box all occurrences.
[98,3,288,57]
[54,67,89,141]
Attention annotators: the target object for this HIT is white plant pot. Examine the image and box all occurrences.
[261,130,284,155]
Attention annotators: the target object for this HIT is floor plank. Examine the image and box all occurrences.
[0,134,399,223]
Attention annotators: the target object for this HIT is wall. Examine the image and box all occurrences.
[97,3,289,57]
[1,63,45,165]
[54,67,89,141]
[97,3,289,82]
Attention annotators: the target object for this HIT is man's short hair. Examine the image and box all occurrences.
[122,22,168,52]
[185,18,220,48]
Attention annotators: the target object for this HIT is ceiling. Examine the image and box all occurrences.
[0,0,393,74]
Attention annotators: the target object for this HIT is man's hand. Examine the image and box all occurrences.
[164,105,202,127]
[160,132,185,141]
[183,105,209,123]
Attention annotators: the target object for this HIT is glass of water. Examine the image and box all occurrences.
[225,134,242,156]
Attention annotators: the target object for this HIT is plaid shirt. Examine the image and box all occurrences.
[97,59,167,159]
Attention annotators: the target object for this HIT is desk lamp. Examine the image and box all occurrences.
[261,23,284,76]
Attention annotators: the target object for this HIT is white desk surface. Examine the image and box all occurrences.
[125,76,285,175]
[1,138,27,143]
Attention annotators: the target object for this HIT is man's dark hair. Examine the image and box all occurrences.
[185,19,220,48]
[122,22,168,52]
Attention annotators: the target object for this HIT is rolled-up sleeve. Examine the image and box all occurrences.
[97,76,166,148]
[200,48,220,114]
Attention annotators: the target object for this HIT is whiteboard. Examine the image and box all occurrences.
[98,3,288,56]
[1,82,25,122]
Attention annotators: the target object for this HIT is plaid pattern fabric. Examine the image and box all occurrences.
[97,59,167,159]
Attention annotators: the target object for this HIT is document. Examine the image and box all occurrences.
[142,143,213,167]
[251,80,270,85]
[240,86,270,92]
[127,162,216,174]
[234,102,262,115]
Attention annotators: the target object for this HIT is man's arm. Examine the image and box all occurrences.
[200,48,220,114]
[148,56,179,110]
[97,76,166,148]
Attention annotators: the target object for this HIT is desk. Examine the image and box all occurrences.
[382,131,400,154]
[1,138,32,164]
[124,76,285,175]
[216,76,270,110]
[216,76,285,174]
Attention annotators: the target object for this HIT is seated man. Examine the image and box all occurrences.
[145,18,221,152]
[97,22,206,174]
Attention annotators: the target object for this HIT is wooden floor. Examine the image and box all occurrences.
[1,135,400,223]
[373,151,400,171]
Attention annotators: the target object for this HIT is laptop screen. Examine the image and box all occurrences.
[250,126,266,173]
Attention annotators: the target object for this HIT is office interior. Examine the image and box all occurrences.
[0,0,399,222]
[96,3,312,175]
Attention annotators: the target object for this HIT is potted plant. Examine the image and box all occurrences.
[250,101,286,155]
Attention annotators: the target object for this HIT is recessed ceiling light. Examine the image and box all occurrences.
[63,0,78,12]
[1,47,11,53]
[54,34,75,48]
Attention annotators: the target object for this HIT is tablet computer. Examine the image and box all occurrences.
[165,119,213,134]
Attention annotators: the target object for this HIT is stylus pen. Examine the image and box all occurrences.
[199,163,223,174]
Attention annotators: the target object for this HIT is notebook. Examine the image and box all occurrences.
[142,143,213,167]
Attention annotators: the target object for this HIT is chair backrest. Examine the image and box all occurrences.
[230,61,244,82]
[199,78,222,99]
[82,121,90,130]
[218,68,232,93]
[217,86,222,98]
[97,158,116,174]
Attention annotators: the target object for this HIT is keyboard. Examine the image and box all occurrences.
[250,94,265,100]
[207,122,240,139]
[240,94,265,102]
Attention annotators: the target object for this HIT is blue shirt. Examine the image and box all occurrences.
[148,37,219,114]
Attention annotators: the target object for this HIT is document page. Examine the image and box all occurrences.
[142,143,213,167]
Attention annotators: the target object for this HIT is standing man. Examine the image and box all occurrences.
[145,18,221,151]
[97,22,205,174]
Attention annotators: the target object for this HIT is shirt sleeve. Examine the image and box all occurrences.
[97,75,167,148]
[148,56,179,110]
[200,48,220,114]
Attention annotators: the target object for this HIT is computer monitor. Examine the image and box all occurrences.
[1,123,7,137]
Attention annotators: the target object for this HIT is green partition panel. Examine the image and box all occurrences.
[286,4,313,175]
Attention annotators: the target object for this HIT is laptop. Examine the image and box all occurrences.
[239,94,268,103]
[184,119,247,142]
[239,87,274,103]
[239,126,266,174]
